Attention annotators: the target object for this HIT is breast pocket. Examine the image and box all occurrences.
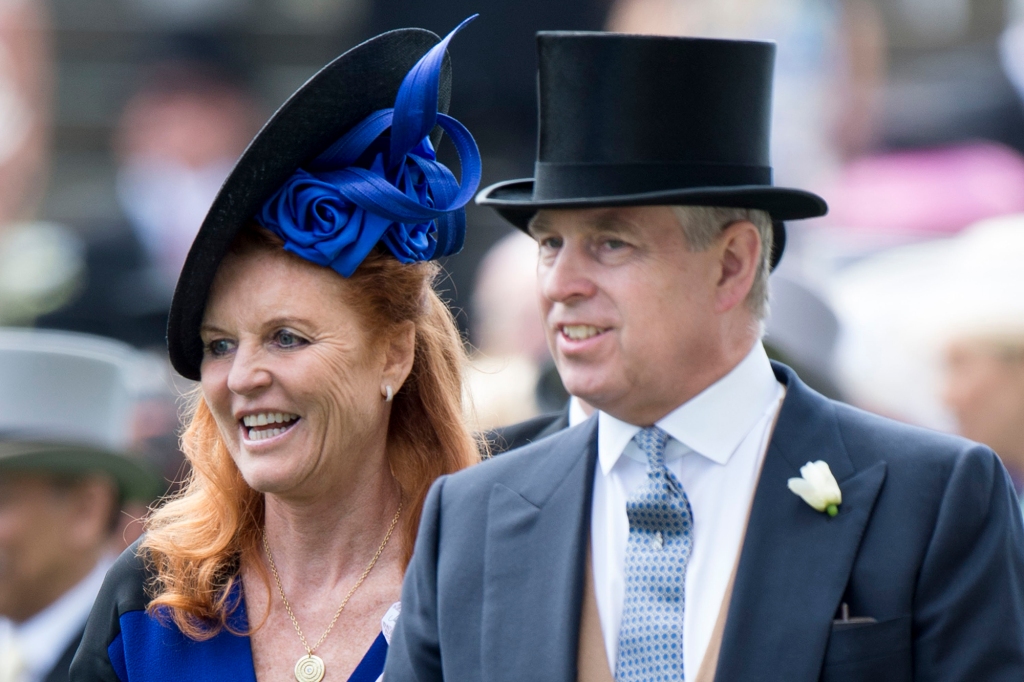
[820,615,912,682]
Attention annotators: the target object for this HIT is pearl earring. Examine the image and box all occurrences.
[384,385,393,402]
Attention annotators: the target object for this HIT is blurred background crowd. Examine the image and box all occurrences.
[2,0,1024,679]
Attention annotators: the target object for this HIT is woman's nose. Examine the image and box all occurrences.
[226,344,272,396]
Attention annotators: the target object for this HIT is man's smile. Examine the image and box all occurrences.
[560,324,609,341]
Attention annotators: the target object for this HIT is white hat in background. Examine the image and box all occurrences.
[0,328,164,501]
[830,212,1024,430]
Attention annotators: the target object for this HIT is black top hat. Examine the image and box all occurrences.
[476,32,828,265]
[167,29,453,381]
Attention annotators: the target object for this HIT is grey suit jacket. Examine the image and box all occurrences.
[385,363,1024,681]
[485,408,569,455]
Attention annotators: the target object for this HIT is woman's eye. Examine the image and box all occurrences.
[206,339,234,357]
[274,330,307,348]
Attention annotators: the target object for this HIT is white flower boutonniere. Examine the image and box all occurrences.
[788,461,842,517]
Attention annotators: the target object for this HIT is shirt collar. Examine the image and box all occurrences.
[10,553,114,679]
[598,342,780,474]
[568,395,590,428]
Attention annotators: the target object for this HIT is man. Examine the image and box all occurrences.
[0,330,162,682]
[384,33,1024,682]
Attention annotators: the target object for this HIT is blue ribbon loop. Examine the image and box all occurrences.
[257,16,481,277]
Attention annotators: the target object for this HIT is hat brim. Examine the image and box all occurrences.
[0,441,164,502]
[476,179,825,269]
[476,178,828,226]
[168,28,452,382]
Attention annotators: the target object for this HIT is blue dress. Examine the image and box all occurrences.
[70,540,391,682]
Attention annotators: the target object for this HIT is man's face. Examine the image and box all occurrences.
[943,339,1024,474]
[0,473,115,622]
[531,206,724,424]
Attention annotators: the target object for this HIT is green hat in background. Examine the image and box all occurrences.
[0,328,165,502]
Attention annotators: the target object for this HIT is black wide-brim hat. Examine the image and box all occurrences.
[168,28,452,381]
[476,32,828,267]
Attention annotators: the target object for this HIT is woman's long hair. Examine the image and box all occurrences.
[141,226,479,639]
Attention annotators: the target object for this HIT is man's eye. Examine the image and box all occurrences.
[206,339,234,357]
[604,239,627,249]
[539,236,563,250]
[274,330,306,348]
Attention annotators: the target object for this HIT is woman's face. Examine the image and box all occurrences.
[199,248,413,498]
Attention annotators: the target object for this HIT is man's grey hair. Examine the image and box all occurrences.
[671,206,773,320]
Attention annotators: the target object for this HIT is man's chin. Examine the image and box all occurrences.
[560,375,618,412]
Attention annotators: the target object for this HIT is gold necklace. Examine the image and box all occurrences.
[262,502,402,682]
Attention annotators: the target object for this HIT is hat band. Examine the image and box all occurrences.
[532,161,772,201]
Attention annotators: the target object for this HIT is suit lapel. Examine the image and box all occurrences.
[481,418,598,682]
[536,408,570,440]
[715,365,887,682]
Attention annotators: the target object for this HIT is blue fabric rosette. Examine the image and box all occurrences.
[257,16,481,277]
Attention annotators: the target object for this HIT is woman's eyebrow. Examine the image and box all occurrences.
[262,316,316,329]
[199,323,228,336]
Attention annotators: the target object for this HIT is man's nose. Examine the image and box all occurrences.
[226,343,272,396]
[540,243,597,304]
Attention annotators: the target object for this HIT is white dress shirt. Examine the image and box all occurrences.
[590,342,785,677]
[0,555,114,682]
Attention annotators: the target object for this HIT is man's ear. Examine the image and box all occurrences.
[381,320,417,396]
[714,220,761,314]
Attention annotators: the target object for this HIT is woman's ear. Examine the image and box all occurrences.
[381,320,417,397]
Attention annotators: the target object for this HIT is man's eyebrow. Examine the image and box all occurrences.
[591,211,641,235]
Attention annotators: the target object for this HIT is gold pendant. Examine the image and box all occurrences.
[294,654,326,682]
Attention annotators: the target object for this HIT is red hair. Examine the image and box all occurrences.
[141,226,479,639]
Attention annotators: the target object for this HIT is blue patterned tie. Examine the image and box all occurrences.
[615,426,694,682]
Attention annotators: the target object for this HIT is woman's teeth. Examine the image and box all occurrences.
[562,325,603,340]
[247,426,290,441]
[242,412,298,427]
[242,412,299,442]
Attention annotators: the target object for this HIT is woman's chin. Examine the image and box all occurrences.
[234,448,317,496]
[238,467,309,496]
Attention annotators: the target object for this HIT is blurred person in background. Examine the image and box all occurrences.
[465,230,551,431]
[944,337,1024,503]
[36,38,260,350]
[0,329,163,682]
[0,0,50,228]
[0,0,89,331]
[833,213,1024,504]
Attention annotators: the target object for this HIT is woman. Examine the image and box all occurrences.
[71,19,480,682]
